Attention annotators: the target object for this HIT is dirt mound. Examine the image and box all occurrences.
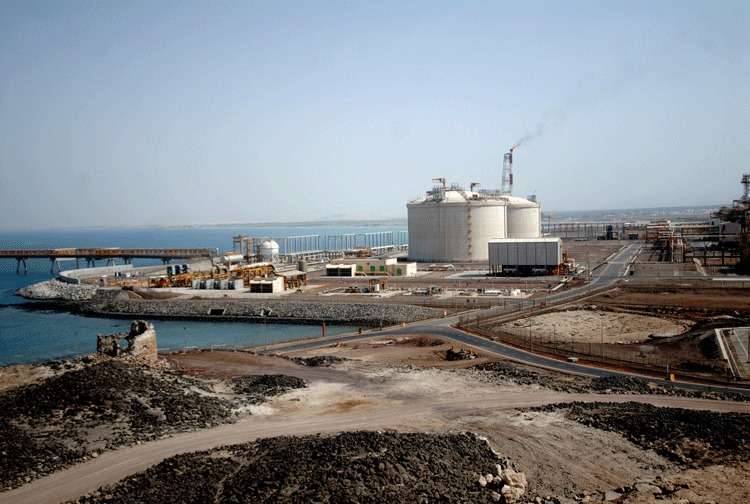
[0,360,236,490]
[535,402,750,467]
[72,453,240,504]
[291,355,345,367]
[472,362,750,402]
[471,362,586,393]
[0,360,231,431]
[394,335,444,347]
[71,432,517,504]
[231,374,306,403]
[0,421,84,488]
[589,375,652,394]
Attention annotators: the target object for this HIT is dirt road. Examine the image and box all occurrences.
[3,385,748,504]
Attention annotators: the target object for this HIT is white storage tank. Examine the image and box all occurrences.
[222,253,244,265]
[259,239,280,262]
[506,196,541,239]
[407,188,509,262]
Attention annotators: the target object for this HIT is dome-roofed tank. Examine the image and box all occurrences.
[506,196,541,239]
[259,239,280,262]
[406,182,540,262]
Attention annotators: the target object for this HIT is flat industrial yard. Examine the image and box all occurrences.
[501,308,692,344]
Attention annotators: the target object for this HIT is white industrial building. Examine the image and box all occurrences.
[326,257,417,277]
[407,183,541,262]
[249,276,284,293]
[488,237,563,275]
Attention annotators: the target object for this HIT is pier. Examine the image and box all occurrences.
[0,248,217,274]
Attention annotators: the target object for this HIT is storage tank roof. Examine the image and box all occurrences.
[408,190,538,207]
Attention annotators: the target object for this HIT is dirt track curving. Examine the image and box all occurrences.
[3,354,749,504]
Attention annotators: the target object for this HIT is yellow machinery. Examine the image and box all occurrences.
[281,271,308,290]
[142,262,276,289]
[237,263,275,283]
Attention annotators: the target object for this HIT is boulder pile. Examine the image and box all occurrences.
[534,401,750,466]
[16,280,98,301]
[0,360,238,490]
[71,431,525,504]
[231,374,306,403]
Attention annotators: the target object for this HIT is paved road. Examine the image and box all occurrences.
[268,243,643,364]
[267,242,750,395]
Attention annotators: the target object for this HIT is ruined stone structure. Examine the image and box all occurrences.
[96,320,158,364]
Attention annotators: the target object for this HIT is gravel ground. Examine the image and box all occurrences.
[69,432,522,504]
[501,307,691,344]
[534,401,750,467]
[84,298,443,325]
[0,360,306,491]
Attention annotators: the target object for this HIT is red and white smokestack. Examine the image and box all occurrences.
[501,150,513,195]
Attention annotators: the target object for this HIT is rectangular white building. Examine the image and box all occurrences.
[326,258,417,277]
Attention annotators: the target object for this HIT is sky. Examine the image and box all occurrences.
[0,0,748,229]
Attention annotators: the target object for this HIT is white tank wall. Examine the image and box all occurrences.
[407,200,508,262]
[507,204,541,239]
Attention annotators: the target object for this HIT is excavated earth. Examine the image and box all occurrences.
[470,362,750,401]
[69,432,515,504]
[231,374,306,403]
[291,355,346,367]
[0,359,306,491]
[534,401,750,467]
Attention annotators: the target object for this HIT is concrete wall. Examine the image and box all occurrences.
[58,264,135,284]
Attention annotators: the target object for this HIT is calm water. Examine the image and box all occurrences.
[0,224,405,365]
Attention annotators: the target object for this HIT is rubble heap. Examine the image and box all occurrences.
[534,401,750,466]
[0,360,234,490]
[231,374,306,403]
[71,431,525,504]
[291,355,345,367]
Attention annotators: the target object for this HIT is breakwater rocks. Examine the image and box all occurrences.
[87,298,443,325]
[15,280,98,302]
[71,432,523,504]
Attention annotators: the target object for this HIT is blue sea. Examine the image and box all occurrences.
[0,224,406,365]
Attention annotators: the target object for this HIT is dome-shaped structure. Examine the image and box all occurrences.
[259,239,280,262]
[406,184,541,262]
[506,196,541,239]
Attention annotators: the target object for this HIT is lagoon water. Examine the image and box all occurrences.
[0,224,406,365]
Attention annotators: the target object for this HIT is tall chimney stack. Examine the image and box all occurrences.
[501,150,513,195]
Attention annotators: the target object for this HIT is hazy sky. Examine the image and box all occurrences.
[1,1,748,229]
